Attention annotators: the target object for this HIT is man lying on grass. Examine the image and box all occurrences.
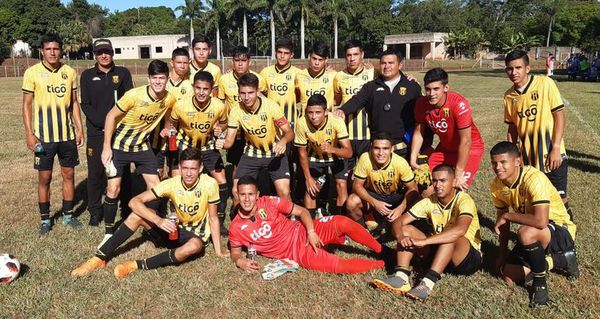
[71,148,228,278]
[371,165,482,302]
[229,175,391,274]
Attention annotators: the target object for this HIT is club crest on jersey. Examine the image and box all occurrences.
[208,112,215,119]
[443,108,450,117]
[61,72,68,80]
[242,115,250,122]
[112,75,120,84]
[258,209,267,219]
[326,128,332,135]
[323,77,329,84]
[181,88,187,95]
[531,91,539,101]
[399,87,406,95]
[362,74,369,81]
[388,171,395,178]
[260,113,267,121]
[286,74,292,81]
[160,101,166,109]
[195,189,202,198]
[87,148,93,156]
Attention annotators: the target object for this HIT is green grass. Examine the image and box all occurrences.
[1,71,599,318]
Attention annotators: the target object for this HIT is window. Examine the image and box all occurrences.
[115,48,122,54]
[155,46,163,53]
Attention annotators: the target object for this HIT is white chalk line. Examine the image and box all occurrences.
[563,97,600,146]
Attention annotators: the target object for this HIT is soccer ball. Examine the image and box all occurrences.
[0,253,20,283]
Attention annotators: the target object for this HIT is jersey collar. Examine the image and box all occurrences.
[308,68,326,79]
[94,63,115,74]
[514,75,534,95]
[169,77,188,87]
[192,95,212,112]
[244,96,263,115]
[346,65,365,76]
[42,61,63,73]
[371,153,393,170]
[436,190,459,210]
[504,166,523,189]
[275,63,291,73]
[146,86,166,103]
[191,60,208,71]
[308,116,329,132]
[180,174,201,191]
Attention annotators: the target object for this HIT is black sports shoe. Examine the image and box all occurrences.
[88,213,103,227]
[39,221,52,236]
[529,284,551,308]
[563,250,580,279]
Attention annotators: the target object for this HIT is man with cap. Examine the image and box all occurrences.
[80,39,134,226]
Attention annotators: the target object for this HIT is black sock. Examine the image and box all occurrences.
[136,249,179,270]
[424,269,442,283]
[39,202,50,221]
[551,252,568,269]
[564,202,573,221]
[523,242,547,286]
[95,222,135,261]
[103,197,119,234]
[308,208,317,219]
[356,217,367,229]
[218,184,230,219]
[332,205,345,216]
[62,200,74,217]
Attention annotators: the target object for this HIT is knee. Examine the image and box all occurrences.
[400,225,417,238]
[106,184,121,198]
[346,194,361,210]
[182,238,204,256]
[517,226,537,244]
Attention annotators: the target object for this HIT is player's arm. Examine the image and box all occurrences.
[547,108,565,170]
[322,138,352,159]
[388,180,418,222]
[208,203,228,256]
[216,127,238,150]
[22,93,39,151]
[334,85,370,119]
[352,177,393,216]
[273,119,294,156]
[297,146,319,197]
[290,203,323,252]
[409,123,425,170]
[102,106,126,165]
[128,190,177,234]
[71,90,85,148]
[395,211,419,248]
[494,207,510,273]
[506,123,518,143]
[230,246,260,272]
[454,127,472,191]
[499,203,550,230]
[417,215,472,247]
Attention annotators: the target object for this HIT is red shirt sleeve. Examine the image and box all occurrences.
[453,96,473,130]
[414,97,427,124]
[267,196,294,215]
[228,223,242,248]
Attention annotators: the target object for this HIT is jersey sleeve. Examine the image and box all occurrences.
[293,119,307,146]
[334,116,349,140]
[171,101,182,121]
[228,227,243,248]
[353,154,369,180]
[456,193,477,218]
[22,68,35,94]
[69,68,78,91]
[396,157,416,184]
[490,181,509,211]
[407,198,431,220]
[527,172,551,206]
[116,90,137,113]
[275,196,294,215]
[545,78,564,112]
[503,98,513,124]
[217,100,228,123]
[217,77,226,100]
[151,178,174,201]
[208,178,220,205]
[333,73,342,95]
[227,107,240,129]
[454,96,473,129]
[258,74,268,95]
[414,98,427,124]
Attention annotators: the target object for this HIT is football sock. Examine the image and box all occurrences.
[95,222,135,261]
[39,202,50,222]
[423,269,441,290]
[335,258,385,274]
[338,216,381,253]
[136,249,178,270]
[564,202,573,221]
[523,242,547,287]
[218,184,229,219]
[103,196,119,234]
[62,200,74,216]
[395,266,411,282]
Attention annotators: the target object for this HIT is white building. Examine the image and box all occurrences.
[12,40,32,58]
[384,32,448,60]
[95,34,189,59]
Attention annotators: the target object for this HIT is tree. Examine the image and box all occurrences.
[103,7,181,37]
[226,0,263,47]
[298,0,318,59]
[498,30,542,53]
[578,15,600,54]
[324,0,354,59]
[204,0,229,58]
[54,19,92,58]
[66,0,108,37]
[176,0,204,43]
[264,0,286,59]
[444,29,490,59]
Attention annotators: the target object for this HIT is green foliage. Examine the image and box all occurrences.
[497,29,543,53]
[444,29,490,59]
[103,7,183,37]
[0,0,66,49]
[52,20,92,56]
[578,15,600,54]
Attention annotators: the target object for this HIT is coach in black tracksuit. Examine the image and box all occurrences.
[80,39,134,226]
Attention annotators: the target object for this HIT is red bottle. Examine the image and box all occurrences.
[168,214,179,240]
[168,128,177,152]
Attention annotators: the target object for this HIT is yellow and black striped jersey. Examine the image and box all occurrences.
[409,191,481,250]
[228,97,286,158]
[295,68,336,118]
[151,174,220,242]
[354,152,415,195]
[171,96,227,151]
[490,165,576,238]
[167,77,193,100]
[190,60,222,85]
[112,86,176,152]
[260,64,300,124]
[22,62,78,143]
[504,75,566,173]
[294,114,348,163]
[217,70,267,111]
[334,66,374,140]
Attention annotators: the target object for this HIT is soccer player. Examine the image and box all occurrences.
[490,141,579,307]
[22,34,85,235]
[229,175,386,274]
[99,60,177,244]
[371,165,482,302]
[295,41,336,118]
[216,73,294,202]
[189,35,222,89]
[167,48,193,100]
[334,40,374,169]
[503,50,571,217]
[294,94,352,216]
[346,132,419,229]
[71,148,228,278]
[166,71,229,236]
[410,68,484,192]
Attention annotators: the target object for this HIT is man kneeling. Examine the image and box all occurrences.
[71,148,228,278]
[372,165,482,302]
[229,175,387,274]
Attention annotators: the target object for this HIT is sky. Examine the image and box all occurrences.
[61,0,179,13]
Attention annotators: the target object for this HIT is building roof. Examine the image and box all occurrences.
[384,32,448,45]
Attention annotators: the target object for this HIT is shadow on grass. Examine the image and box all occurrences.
[566,149,600,174]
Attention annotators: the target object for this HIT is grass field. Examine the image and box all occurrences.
[0,71,599,318]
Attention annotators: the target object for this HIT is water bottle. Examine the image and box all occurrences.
[168,128,177,152]
[316,174,327,190]
[247,243,257,261]
[168,213,179,240]
[34,143,44,155]
[315,208,323,219]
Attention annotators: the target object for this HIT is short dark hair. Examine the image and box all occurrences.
[179,147,202,164]
[424,68,449,85]
[344,39,363,52]
[237,73,259,89]
[307,94,328,110]
[237,175,259,189]
[232,46,251,59]
[380,48,403,62]
[276,38,294,51]
[172,47,189,60]
[40,34,62,49]
[192,35,211,48]
[148,60,169,76]
[432,164,455,177]
[309,41,329,58]
[505,50,529,65]
[370,131,393,143]
[490,141,520,158]
[193,71,214,87]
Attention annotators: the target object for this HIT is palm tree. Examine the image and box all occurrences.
[298,0,317,59]
[176,0,204,43]
[264,0,285,59]
[226,0,263,47]
[204,0,228,59]
[56,20,92,58]
[324,0,354,59]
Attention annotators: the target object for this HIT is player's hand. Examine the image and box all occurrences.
[546,148,562,171]
[411,238,427,248]
[216,249,230,257]
[387,206,403,222]
[26,134,40,152]
[320,141,333,155]
[399,236,415,248]
[101,147,113,166]
[273,141,287,156]
[371,200,393,216]
[76,133,85,148]
[215,138,225,150]
[333,109,345,119]
[306,231,323,253]
[160,128,170,138]
[213,125,223,137]
[305,177,320,197]
[453,171,469,192]
[237,258,260,272]
[404,73,419,83]
[410,159,423,171]
[157,218,178,234]
[494,213,508,235]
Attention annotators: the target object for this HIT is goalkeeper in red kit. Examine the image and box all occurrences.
[229,175,389,274]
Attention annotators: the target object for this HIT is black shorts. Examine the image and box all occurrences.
[507,221,575,268]
[34,140,79,170]
[348,139,370,170]
[309,160,348,180]
[234,154,290,181]
[447,244,482,275]
[169,149,225,173]
[145,226,206,249]
[226,138,245,166]
[155,150,166,169]
[112,149,158,178]
[366,189,404,209]
[545,156,568,198]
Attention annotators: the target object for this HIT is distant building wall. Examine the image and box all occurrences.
[95,34,189,59]
[384,32,448,60]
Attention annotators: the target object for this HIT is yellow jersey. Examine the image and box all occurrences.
[113,86,176,152]
[295,68,336,118]
[504,75,566,173]
[490,165,576,238]
[294,114,349,163]
[354,152,415,194]
[408,191,481,250]
[260,64,301,124]
[334,66,374,140]
[171,96,227,151]
[227,97,287,158]
[190,60,222,85]
[167,77,193,100]
[22,62,78,143]
[217,70,267,111]
[151,174,220,241]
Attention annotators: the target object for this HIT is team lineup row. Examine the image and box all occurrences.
[22,35,577,307]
